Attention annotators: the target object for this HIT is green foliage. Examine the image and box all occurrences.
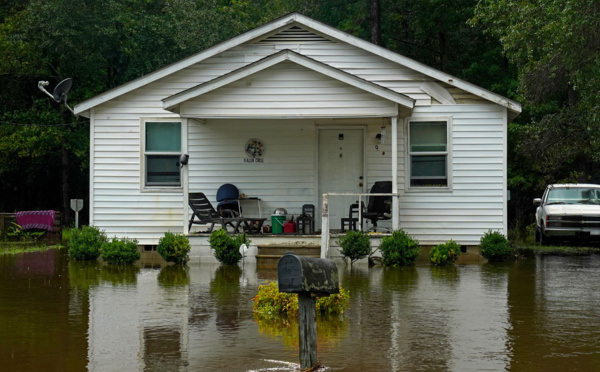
[378,229,421,267]
[2,222,45,242]
[157,232,191,264]
[337,230,371,264]
[100,237,140,265]
[209,230,250,265]
[429,240,461,266]
[252,281,350,317]
[480,230,512,262]
[474,0,600,235]
[68,225,107,261]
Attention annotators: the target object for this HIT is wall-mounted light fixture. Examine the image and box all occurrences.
[376,126,386,145]
[179,153,189,168]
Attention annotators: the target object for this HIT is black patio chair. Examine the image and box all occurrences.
[188,192,244,233]
[297,204,315,234]
[341,202,365,232]
[361,181,392,231]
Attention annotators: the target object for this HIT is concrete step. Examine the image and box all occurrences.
[256,254,320,269]
[257,245,321,256]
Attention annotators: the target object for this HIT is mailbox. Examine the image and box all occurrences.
[278,252,339,295]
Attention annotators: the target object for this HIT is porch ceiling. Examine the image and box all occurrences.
[162,49,414,118]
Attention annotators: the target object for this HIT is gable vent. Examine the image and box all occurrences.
[256,26,333,44]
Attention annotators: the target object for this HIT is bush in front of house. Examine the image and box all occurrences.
[429,240,461,266]
[480,230,511,262]
[101,237,140,265]
[69,225,108,260]
[157,232,191,264]
[337,230,371,265]
[252,281,350,317]
[209,229,250,265]
[378,229,421,267]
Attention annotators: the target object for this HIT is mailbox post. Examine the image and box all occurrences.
[277,252,339,369]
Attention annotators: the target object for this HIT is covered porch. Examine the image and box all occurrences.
[181,116,403,259]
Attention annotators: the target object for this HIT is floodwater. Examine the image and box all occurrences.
[2,249,600,371]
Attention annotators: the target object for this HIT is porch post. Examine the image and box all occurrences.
[391,116,399,230]
[320,193,329,258]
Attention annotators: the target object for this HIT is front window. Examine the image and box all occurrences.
[547,187,600,205]
[144,121,182,187]
[409,120,449,187]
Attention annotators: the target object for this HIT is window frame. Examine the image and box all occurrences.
[406,117,452,191]
[140,118,186,192]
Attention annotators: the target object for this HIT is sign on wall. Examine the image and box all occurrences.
[244,138,264,163]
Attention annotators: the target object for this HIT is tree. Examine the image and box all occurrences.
[473,0,600,231]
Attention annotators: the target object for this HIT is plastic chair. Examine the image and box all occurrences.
[296,204,315,234]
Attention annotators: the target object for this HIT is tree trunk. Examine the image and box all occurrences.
[370,0,381,45]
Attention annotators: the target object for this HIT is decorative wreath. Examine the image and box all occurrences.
[245,138,263,158]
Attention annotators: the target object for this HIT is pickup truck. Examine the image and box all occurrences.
[534,184,600,244]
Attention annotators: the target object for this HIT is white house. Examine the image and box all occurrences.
[74,13,521,256]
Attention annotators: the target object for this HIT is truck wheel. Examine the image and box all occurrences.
[534,225,540,244]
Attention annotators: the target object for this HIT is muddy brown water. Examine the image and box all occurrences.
[2,249,600,371]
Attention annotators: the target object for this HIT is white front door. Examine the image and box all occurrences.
[318,129,364,229]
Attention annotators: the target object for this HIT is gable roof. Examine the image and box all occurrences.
[162,49,415,113]
[74,12,521,117]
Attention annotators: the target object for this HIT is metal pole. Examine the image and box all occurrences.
[75,211,79,229]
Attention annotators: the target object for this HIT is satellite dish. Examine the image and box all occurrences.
[52,78,73,103]
[37,78,76,116]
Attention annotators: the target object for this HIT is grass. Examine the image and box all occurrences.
[0,242,64,255]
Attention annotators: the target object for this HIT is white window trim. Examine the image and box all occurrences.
[405,116,453,192]
[140,117,187,193]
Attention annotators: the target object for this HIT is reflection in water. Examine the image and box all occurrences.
[254,314,348,351]
[210,265,242,335]
[158,265,190,288]
[2,250,600,371]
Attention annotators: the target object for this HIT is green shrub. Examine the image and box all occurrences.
[69,225,107,261]
[378,229,421,267]
[429,240,461,266]
[157,232,191,264]
[252,281,350,317]
[209,230,250,265]
[101,237,140,265]
[480,230,511,262]
[337,230,371,265]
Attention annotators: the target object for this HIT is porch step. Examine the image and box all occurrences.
[256,244,321,268]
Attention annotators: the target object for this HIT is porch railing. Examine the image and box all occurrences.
[320,192,398,258]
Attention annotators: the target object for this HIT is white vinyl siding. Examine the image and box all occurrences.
[180,62,398,118]
[398,104,506,245]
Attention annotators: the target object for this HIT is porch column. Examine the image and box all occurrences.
[320,193,329,258]
[391,116,399,230]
